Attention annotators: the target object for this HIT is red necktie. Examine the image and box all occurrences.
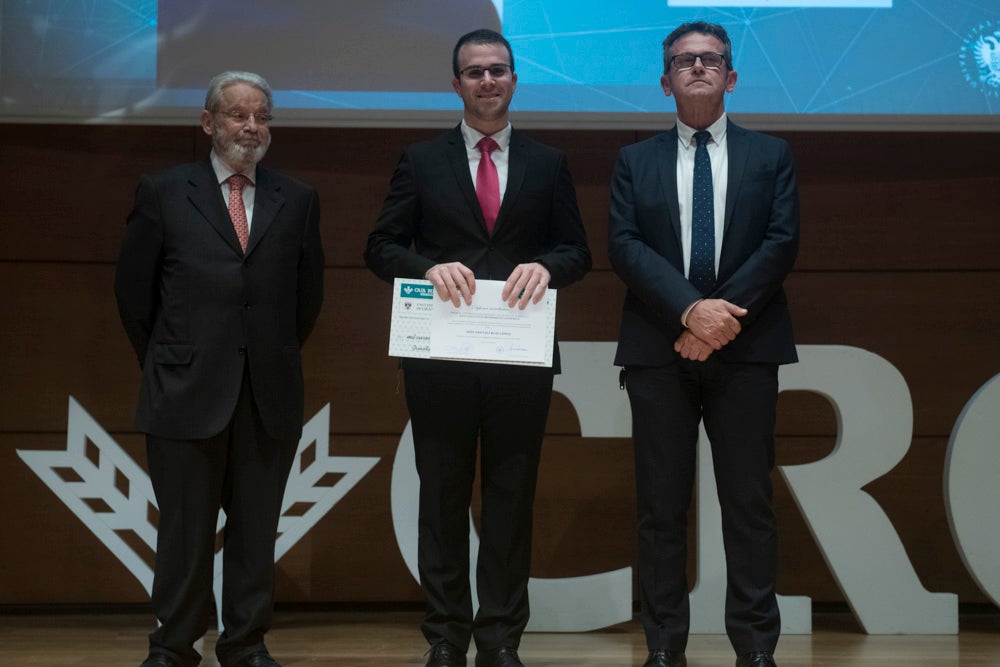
[476,137,500,234]
[227,174,250,251]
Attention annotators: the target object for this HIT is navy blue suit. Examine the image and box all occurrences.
[608,120,799,654]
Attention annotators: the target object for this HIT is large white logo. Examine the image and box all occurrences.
[18,399,379,630]
[19,345,1000,635]
[388,343,998,635]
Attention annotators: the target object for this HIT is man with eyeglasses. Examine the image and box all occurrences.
[365,28,591,667]
[608,21,800,667]
[115,70,325,667]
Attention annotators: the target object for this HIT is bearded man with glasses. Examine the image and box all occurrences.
[608,21,801,667]
[116,70,324,667]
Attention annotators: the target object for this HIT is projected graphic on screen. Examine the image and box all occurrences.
[0,1,996,126]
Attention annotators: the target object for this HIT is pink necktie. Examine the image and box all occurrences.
[227,174,250,251]
[476,137,500,234]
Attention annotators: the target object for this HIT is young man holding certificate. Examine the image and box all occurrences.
[364,29,590,667]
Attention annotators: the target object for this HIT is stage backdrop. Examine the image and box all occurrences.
[1,123,999,633]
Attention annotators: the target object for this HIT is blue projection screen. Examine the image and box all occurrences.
[1,1,998,130]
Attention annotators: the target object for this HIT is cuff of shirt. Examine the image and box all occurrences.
[681,299,703,328]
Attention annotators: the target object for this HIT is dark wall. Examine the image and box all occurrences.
[2,123,998,606]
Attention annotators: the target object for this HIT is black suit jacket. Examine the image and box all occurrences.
[608,120,799,366]
[115,158,325,440]
[365,125,591,373]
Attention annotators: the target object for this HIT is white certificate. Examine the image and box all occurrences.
[388,278,556,367]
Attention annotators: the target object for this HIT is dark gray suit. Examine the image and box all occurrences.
[115,157,324,666]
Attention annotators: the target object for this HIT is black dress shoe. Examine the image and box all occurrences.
[736,651,777,667]
[140,655,178,667]
[643,650,687,667]
[475,646,525,667]
[229,651,281,667]
[426,641,467,667]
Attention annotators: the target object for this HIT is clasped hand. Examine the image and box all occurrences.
[674,298,747,361]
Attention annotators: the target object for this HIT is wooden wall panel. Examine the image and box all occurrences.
[0,125,198,263]
[2,123,998,610]
[4,429,986,605]
[6,264,996,438]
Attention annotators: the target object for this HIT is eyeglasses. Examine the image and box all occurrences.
[670,52,728,71]
[216,110,274,126]
[459,63,513,80]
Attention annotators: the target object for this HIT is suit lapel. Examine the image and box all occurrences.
[658,128,683,248]
[445,126,487,232]
[494,129,527,236]
[724,120,750,240]
[187,160,244,256]
[246,166,284,257]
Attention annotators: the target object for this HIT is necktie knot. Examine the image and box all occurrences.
[694,130,712,147]
[228,173,247,191]
[477,136,499,156]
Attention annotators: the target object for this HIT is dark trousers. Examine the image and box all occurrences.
[145,370,298,667]
[404,367,553,652]
[625,358,780,655]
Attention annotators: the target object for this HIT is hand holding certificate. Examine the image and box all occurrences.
[389,278,556,367]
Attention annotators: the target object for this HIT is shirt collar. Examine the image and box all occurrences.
[210,150,257,185]
[677,113,728,149]
[460,120,512,152]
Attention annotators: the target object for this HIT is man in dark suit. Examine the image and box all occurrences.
[115,71,324,667]
[608,22,799,667]
[365,29,590,667]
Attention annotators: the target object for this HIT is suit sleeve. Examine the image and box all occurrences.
[114,174,163,367]
[713,139,799,328]
[535,152,591,289]
[364,149,437,283]
[297,187,325,344]
[607,147,701,323]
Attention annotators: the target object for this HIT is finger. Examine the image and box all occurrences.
[451,280,466,306]
[452,277,474,306]
[508,276,529,308]
[429,274,451,302]
[501,268,524,301]
[518,275,540,309]
[458,265,477,297]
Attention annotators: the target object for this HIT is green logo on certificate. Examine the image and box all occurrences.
[399,283,434,299]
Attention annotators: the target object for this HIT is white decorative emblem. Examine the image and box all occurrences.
[18,397,379,629]
[960,20,1000,97]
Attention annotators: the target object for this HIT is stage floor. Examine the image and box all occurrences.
[1,610,997,666]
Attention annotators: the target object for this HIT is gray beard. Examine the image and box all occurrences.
[214,129,269,169]
[221,140,268,167]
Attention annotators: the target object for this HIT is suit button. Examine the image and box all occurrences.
[238,346,247,356]
[243,301,250,309]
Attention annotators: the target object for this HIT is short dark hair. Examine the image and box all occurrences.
[662,21,733,75]
[452,28,515,77]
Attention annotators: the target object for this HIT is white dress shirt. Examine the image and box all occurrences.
[676,114,728,279]
[211,151,257,230]
[460,120,511,202]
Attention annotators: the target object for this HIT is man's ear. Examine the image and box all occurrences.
[660,73,673,98]
[200,109,213,136]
